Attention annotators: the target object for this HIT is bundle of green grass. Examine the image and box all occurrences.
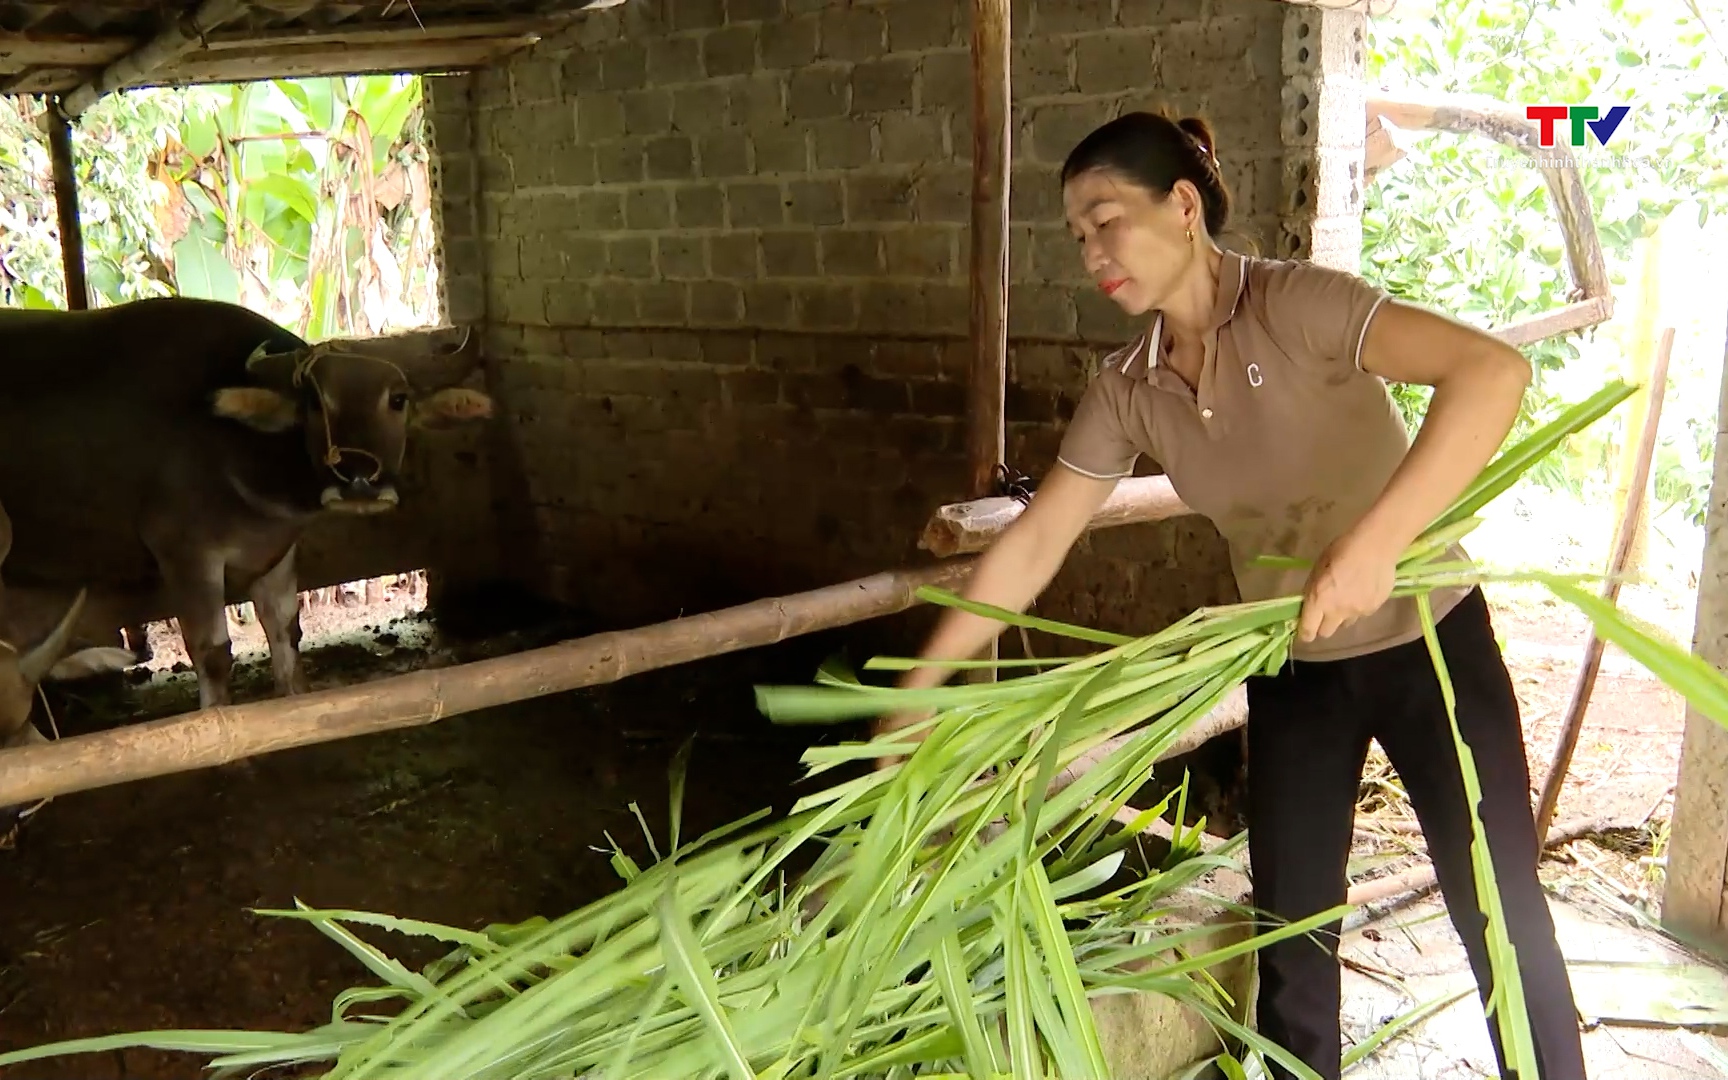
[4,379,1723,1080]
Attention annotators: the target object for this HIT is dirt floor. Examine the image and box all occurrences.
[0,579,850,1078]
[0,573,1709,1077]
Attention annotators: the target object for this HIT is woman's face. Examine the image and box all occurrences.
[1063,168,1196,317]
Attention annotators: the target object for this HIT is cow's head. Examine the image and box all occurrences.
[212,327,494,514]
[0,589,135,751]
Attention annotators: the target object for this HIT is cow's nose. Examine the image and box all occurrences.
[329,448,383,484]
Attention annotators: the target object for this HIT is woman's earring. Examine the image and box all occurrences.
[1186,227,1194,243]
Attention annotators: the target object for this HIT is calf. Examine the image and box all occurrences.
[0,297,494,709]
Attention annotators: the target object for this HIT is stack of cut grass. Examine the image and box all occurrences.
[3,378,1725,1080]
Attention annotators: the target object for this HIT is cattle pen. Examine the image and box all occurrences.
[5,0,1711,1075]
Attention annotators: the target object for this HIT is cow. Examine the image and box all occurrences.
[0,497,137,751]
[0,296,494,710]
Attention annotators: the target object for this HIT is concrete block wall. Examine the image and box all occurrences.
[423,0,1366,644]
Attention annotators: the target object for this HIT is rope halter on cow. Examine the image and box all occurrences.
[246,340,415,486]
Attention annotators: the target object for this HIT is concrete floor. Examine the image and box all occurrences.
[1338,892,1728,1079]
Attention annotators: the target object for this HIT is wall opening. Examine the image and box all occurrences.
[127,571,433,675]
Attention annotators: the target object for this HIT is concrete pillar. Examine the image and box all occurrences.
[1278,2,1367,271]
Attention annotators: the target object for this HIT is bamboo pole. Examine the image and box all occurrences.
[921,475,1194,558]
[0,560,976,808]
[1533,327,1676,842]
[52,0,249,120]
[43,96,87,311]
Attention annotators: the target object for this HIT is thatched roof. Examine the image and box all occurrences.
[1,0,608,106]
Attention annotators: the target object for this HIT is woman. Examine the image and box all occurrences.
[873,111,1587,1080]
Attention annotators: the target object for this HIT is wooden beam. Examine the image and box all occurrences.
[920,475,1194,558]
[1488,295,1614,348]
[129,37,537,90]
[43,96,88,311]
[1533,327,1673,842]
[0,16,565,74]
[54,0,250,120]
[966,0,1010,501]
[0,32,129,69]
[198,15,569,51]
[0,560,975,808]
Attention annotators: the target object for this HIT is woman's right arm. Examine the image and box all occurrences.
[871,461,1121,764]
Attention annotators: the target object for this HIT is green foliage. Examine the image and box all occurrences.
[0,75,439,341]
[1361,0,1728,500]
[0,92,192,309]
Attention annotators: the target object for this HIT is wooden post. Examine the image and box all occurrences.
[43,96,88,311]
[964,0,1010,683]
[1663,294,1728,956]
[1534,328,1674,841]
[0,560,975,808]
[966,0,1010,501]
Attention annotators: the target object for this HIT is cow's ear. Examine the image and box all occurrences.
[412,387,494,430]
[213,387,299,433]
[48,647,136,682]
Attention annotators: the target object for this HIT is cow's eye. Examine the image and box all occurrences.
[389,393,409,411]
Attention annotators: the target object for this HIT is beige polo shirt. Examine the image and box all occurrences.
[1056,251,1470,662]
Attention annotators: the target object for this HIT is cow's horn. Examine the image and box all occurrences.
[245,341,304,387]
[419,325,482,390]
[18,589,87,686]
[441,325,474,356]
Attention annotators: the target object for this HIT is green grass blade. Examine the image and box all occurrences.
[1341,985,1474,1070]
[914,585,1137,646]
[1542,576,1728,726]
[1431,380,1636,531]
[0,1030,318,1069]
[1000,885,1041,1080]
[1415,594,1539,1079]
[669,734,694,856]
[656,878,756,1080]
[1025,857,1111,1078]
[935,929,1001,1079]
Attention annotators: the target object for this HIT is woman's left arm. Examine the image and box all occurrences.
[1298,300,1532,644]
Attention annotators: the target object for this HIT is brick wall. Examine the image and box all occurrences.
[425,0,1366,648]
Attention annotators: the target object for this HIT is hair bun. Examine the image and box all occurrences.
[1176,116,1218,160]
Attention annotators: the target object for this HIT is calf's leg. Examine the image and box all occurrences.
[123,624,153,664]
[249,545,307,696]
[160,555,234,709]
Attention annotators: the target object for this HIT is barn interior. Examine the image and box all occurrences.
[3,0,1728,1076]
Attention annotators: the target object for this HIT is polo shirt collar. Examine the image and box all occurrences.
[1118,251,1248,381]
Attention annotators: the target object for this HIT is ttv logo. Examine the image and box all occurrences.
[1525,105,1631,148]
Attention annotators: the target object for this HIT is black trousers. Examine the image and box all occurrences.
[1246,587,1586,1080]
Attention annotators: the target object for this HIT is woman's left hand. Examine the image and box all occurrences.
[1298,525,1401,644]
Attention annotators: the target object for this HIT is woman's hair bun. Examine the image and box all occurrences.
[1176,116,1218,159]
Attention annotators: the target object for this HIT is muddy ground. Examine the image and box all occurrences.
[0,577,1694,1077]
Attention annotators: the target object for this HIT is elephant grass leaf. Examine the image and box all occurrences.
[1416,594,1538,1079]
